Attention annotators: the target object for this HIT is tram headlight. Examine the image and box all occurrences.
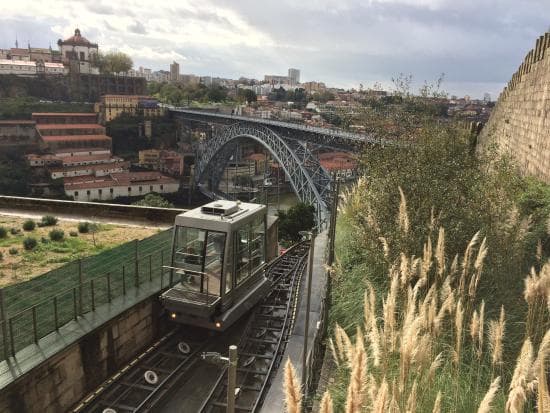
[170,312,177,319]
[215,321,222,328]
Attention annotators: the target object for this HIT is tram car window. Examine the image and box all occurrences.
[160,200,272,330]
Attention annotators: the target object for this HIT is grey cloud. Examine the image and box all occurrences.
[128,21,147,35]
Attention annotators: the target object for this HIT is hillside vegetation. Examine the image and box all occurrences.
[283,91,550,412]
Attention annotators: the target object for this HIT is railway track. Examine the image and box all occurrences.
[199,242,310,412]
[73,328,210,413]
[72,242,310,413]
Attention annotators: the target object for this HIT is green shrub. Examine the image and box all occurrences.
[41,237,49,244]
[23,237,37,250]
[10,228,20,235]
[22,220,36,231]
[0,227,7,239]
[49,229,64,242]
[41,215,58,226]
[69,231,78,237]
[78,222,90,233]
[8,247,18,255]
[0,252,3,261]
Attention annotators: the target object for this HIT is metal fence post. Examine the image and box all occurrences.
[90,280,95,311]
[8,319,15,356]
[53,296,59,331]
[227,345,238,413]
[134,239,139,288]
[107,272,111,303]
[122,265,127,295]
[78,259,83,315]
[149,254,152,282]
[0,289,10,360]
[73,288,78,320]
[32,307,38,344]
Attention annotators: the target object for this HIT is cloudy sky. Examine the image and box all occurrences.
[1,0,549,98]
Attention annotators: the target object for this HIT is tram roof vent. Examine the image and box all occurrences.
[201,200,240,216]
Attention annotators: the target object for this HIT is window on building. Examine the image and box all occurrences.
[110,188,113,194]
[160,185,164,191]
[128,187,132,192]
[98,189,102,195]
[79,51,85,60]
[139,186,143,192]
[74,191,78,197]
[150,185,153,191]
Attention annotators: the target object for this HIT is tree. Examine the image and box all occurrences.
[237,89,257,104]
[277,203,315,244]
[133,193,174,208]
[98,51,133,74]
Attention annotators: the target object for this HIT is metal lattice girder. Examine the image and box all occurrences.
[194,122,332,226]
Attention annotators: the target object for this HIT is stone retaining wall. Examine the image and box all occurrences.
[478,31,550,182]
[0,297,161,413]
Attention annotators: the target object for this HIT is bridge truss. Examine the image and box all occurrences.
[194,122,332,227]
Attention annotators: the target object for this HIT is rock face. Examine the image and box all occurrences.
[478,32,550,182]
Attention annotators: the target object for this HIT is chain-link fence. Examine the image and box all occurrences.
[0,228,173,361]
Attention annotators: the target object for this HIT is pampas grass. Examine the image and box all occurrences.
[283,358,301,413]
[478,376,501,413]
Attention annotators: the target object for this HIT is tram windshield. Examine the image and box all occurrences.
[173,226,226,297]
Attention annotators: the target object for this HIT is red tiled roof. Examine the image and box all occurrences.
[50,161,129,173]
[64,172,178,190]
[60,154,121,163]
[54,148,111,155]
[36,123,104,130]
[41,134,111,142]
[32,112,96,116]
[0,120,36,125]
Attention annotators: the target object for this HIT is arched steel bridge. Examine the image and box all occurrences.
[169,107,388,227]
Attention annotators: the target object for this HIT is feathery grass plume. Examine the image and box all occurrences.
[329,338,340,367]
[477,376,501,413]
[454,299,464,365]
[335,324,354,365]
[383,274,399,351]
[388,383,400,413]
[432,391,442,413]
[400,253,410,287]
[536,239,542,262]
[469,237,488,300]
[399,314,423,390]
[479,300,486,359]
[459,231,480,298]
[372,378,389,413]
[434,292,455,335]
[532,329,550,379]
[379,237,390,259]
[428,352,444,382]
[470,309,480,350]
[319,390,334,413]
[345,328,367,413]
[406,379,418,412]
[435,227,446,279]
[538,356,550,413]
[489,306,506,367]
[283,358,302,413]
[398,186,409,235]
[506,338,533,413]
[421,236,433,282]
[449,254,459,280]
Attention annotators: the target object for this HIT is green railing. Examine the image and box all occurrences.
[0,228,174,361]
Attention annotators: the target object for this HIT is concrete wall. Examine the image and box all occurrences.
[478,31,550,181]
[0,196,185,224]
[0,298,162,413]
[0,121,40,150]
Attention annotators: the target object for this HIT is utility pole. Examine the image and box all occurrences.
[201,345,238,413]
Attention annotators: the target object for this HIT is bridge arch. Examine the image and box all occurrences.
[194,122,332,226]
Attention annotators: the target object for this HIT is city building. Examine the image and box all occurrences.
[138,149,184,176]
[57,29,99,75]
[180,74,200,85]
[302,81,327,93]
[95,95,165,122]
[170,61,180,82]
[64,171,180,201]
[0,59,67,76]
[264,75,289,85]
[288,68,300,85]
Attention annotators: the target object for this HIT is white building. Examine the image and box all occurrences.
[65,172,180,201]
[50,161,129,179]
[57,29,99,75]
[288,68,300,85]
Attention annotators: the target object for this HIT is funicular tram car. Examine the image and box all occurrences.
[160,200,276,330]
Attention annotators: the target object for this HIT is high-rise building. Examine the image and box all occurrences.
[170,61,180,82]
[288,68,300,85]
